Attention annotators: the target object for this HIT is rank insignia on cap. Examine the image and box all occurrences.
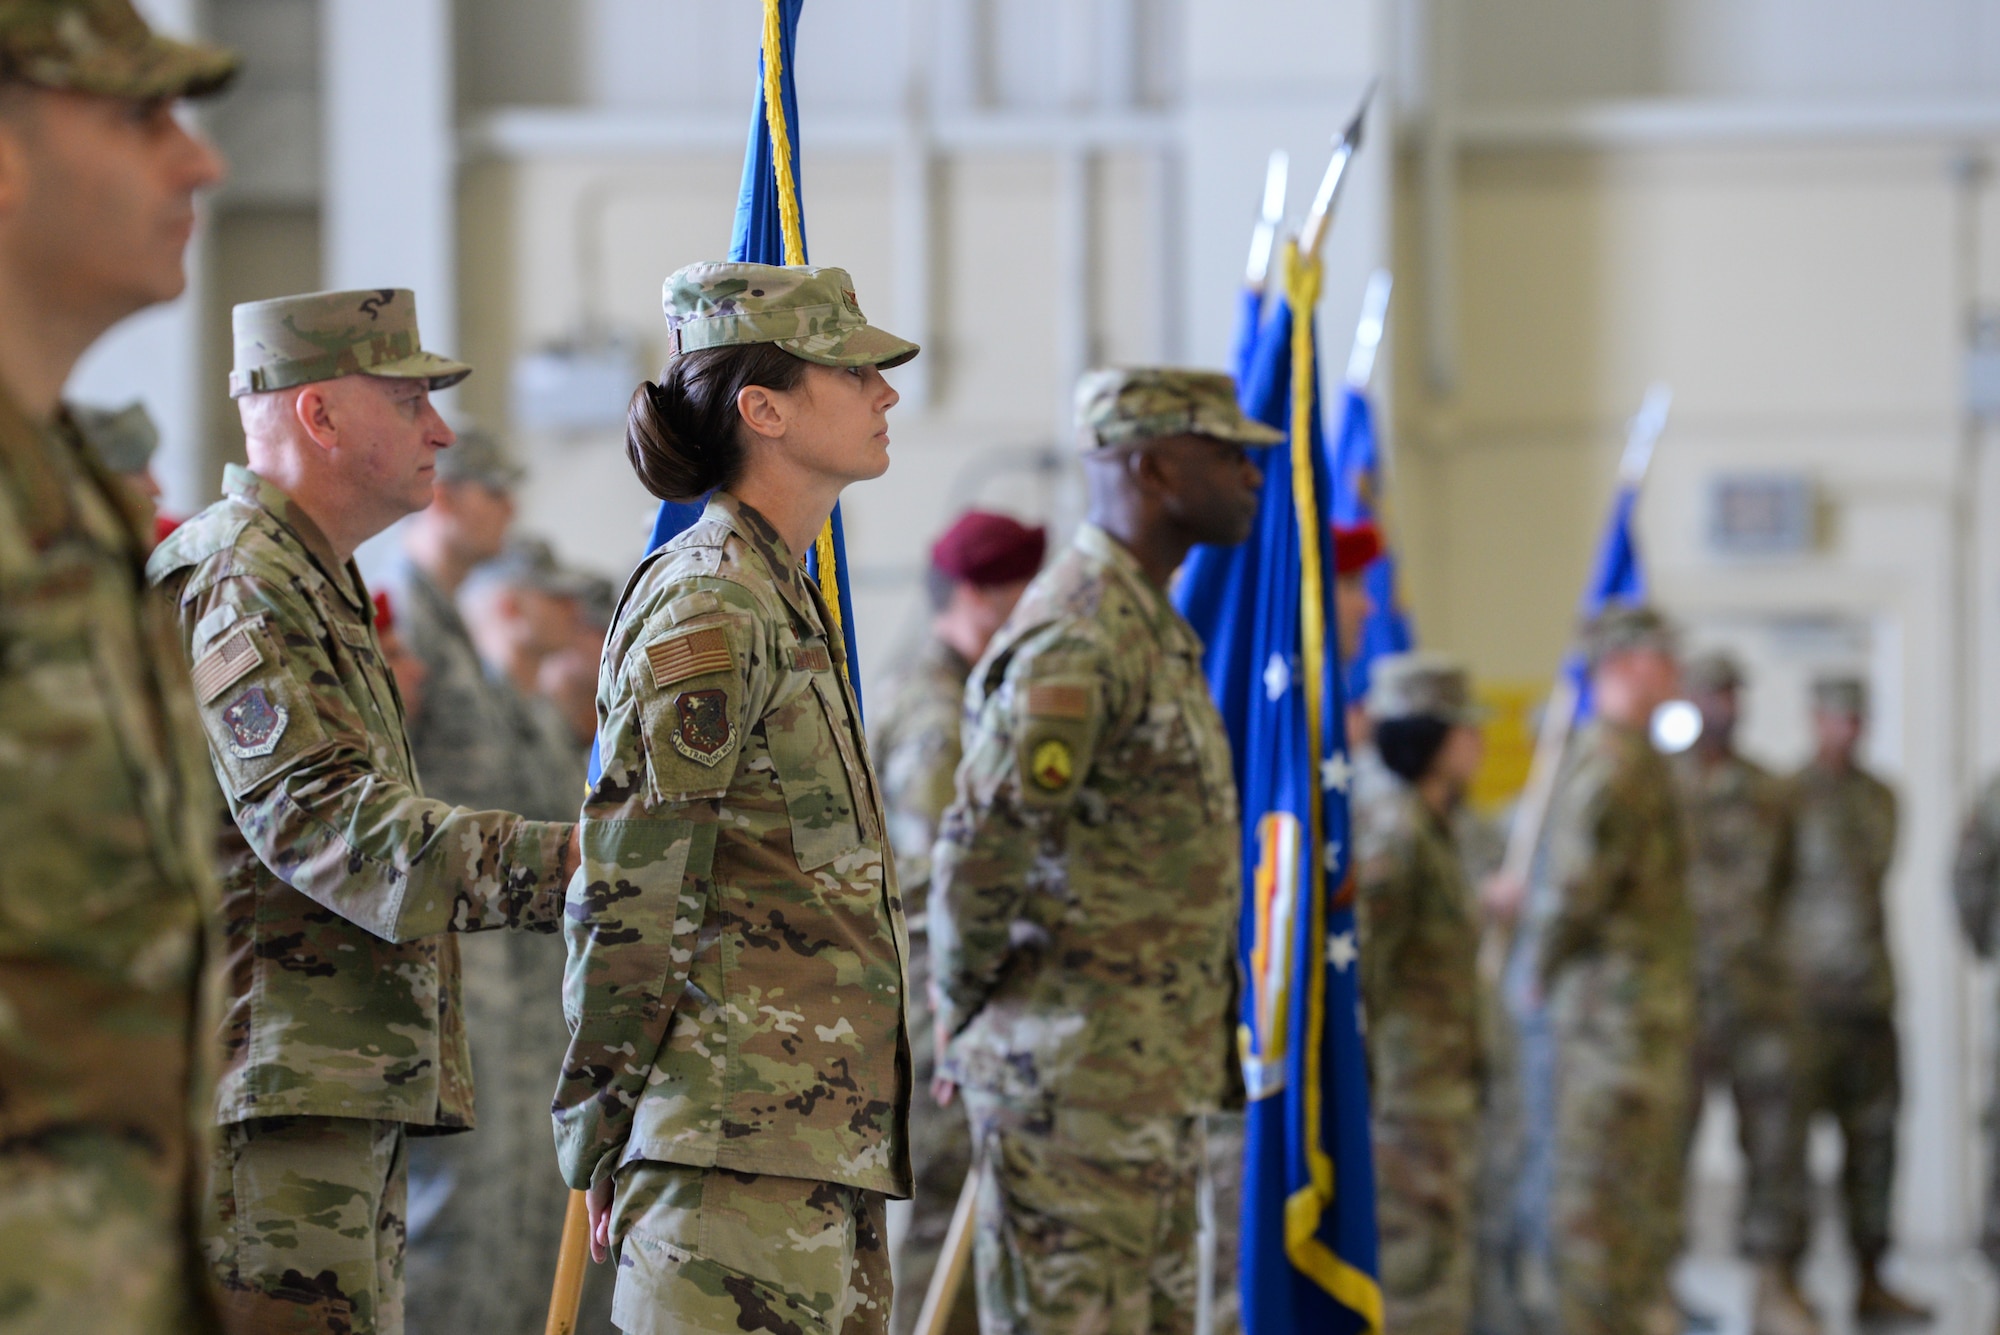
[672,689,734,766]
[221,686,289,759]
[1029,738,1075,792]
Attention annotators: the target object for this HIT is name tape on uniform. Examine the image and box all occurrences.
[789,643,833,674]
[647,627,733,689]
[192,627,264,704]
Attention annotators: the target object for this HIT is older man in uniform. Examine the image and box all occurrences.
[1781,677,1929,1324]
[148,290,580,1335]
[1536,604,1692,1335]
[1669,653,1817,1335]
[0,5,234,1329]
[931,367,1273,1335]
[873,508,1044,1335]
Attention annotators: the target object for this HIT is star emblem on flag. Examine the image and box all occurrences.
[1326,930,1358,972]
[1320,751,1352,793]
[1263,651,1291,702]
[1323,839,1343,873]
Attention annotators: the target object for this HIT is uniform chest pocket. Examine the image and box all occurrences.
[764,671,864,871]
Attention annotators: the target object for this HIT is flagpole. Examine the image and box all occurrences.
[1245,149,1290,291]
[1496,383,1673,892]
[1344,269,1393,392]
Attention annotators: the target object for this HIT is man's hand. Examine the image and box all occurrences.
[1481,870,1527,926]
[586,1176,614,1264]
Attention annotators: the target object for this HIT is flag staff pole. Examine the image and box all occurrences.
[1345,268,1393,392]
[1245,149,1290,291]
[1299,82,1374,263]
[1495,383,1673,895]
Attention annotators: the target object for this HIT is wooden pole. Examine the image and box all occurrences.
[544,1188,591,1335]
[911,1165,980,1335]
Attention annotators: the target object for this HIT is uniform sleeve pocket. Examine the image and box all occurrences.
[765,673,864,871]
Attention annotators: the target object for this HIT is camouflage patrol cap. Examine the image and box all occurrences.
[463,535,598,603]
[1366,651,1483,725]
[0,0,238,100]
[1582,601,1678,669]
[1682,650,1746,695]
[662,262,918,369]
[71,400,157,475]
[1811,675,1868,717]
[434,427,525,491]
[1074,367,1285,452]
[229,289,472,399]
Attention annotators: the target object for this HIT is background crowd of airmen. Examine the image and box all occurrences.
[11,4,2000,1335]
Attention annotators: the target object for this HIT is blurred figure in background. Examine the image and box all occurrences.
[1781,678,1931,1326]
[373,591,428,718]
[1355,653,1488,1335]
[539,572,617,750]
[1670,653,1815,1335]
[872,508,1043,1335]
[458,535,593,811]
[376,432,613,1335]
[1952,767,2000,1335]
[1536,605,1692,1335]
[72,399,179,541]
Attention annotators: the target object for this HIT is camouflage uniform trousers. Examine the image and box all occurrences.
[607,1161,891,1335]
[964,1095,1203,1335]
[1983,1030,2000,1269]
[0,1129,216,1334]
[1550,1004,1688,1335]
[892,936,978,1335]
[1787,1009,1899,1265]
[1685,995,1806,1260]
[1375,1112,1477,1335]
[201,1116,407,1335]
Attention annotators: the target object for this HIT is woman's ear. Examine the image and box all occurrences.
[736,383,789,441]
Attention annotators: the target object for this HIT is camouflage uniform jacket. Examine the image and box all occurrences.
[553,492,911,1196]
[1669,749,1796,1028]
[1954,774,2000,958]
[1535,720,1693,1033]
[0,384,223,1187]
[147,465,576,1128]
[1783,757,1897,1016]
[1357,789,1483,1120]
[930,523,1241,1114]
[871,633,970,920]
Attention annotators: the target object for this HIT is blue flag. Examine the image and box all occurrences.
[641,0,861,703]
[1328,384,1413,702]
[1176,261,1382,1335]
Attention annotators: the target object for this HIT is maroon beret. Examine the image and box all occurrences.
[930,510,1047,587]
[1331,521,1384,576]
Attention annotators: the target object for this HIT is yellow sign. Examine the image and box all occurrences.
[1029,738,1074,791]
[1469,679,1543,816]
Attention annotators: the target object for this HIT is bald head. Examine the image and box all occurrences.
[237,373,454,562]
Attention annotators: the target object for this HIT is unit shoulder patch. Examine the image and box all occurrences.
[646,625,734,689]
[221,685,289,759]
[192,626,265,704]
[671,688,735,765]
[1029,737,1075,791]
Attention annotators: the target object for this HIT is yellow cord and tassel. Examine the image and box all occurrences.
[1276,239,1386,1333]
[758,0,846,661]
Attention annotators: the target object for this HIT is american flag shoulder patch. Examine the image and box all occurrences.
[1025,683,1089,720]
[647,626,734,689]
[192,627,264,705]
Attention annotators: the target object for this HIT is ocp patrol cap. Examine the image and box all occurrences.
[71,400,158,474]
[1074,367,1285,452]
[0,0,238,100]
[1366,651,1483,725]
[1582,602,1678,669]
[229,289,472,398]
[1811,675,1868,717]
[662,262,919,370]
